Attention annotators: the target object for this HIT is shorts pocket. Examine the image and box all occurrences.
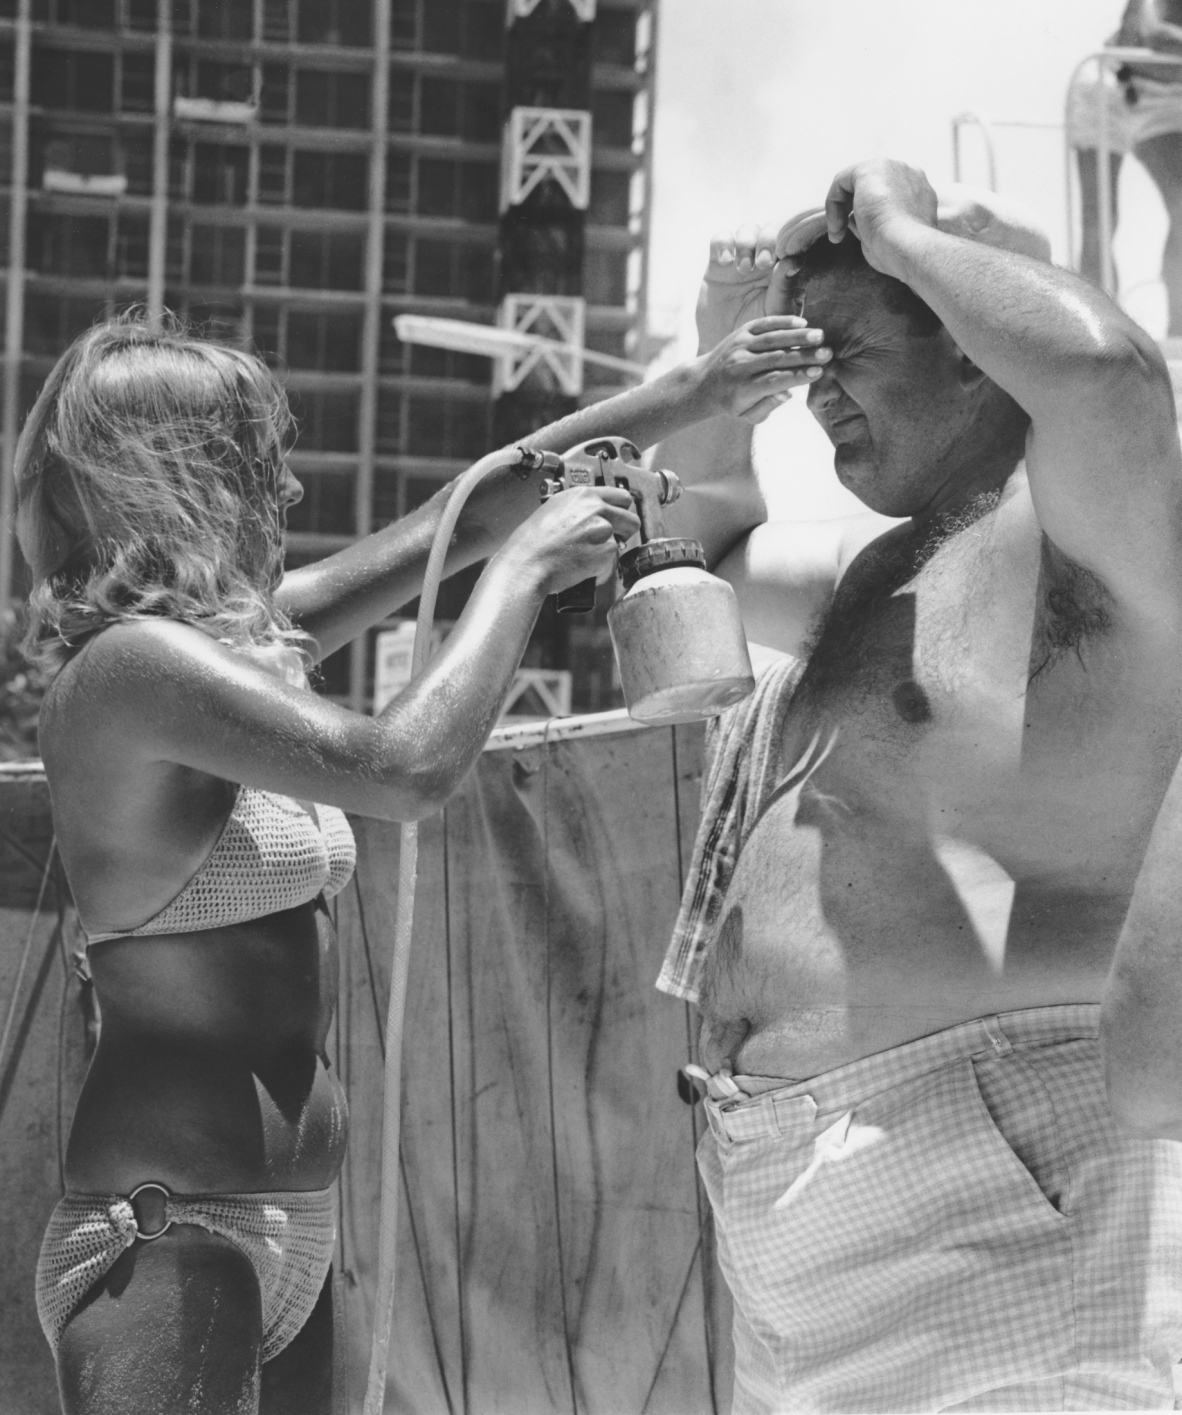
[970,1050,1070,1219]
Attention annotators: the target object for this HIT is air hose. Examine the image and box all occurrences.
[362,443,546,1415]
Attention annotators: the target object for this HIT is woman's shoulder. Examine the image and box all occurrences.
[55,619,241,693]
[42,620,225,756]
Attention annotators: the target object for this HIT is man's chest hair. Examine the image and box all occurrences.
[795,499,1114,716]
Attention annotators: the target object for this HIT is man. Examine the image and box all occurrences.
[655,160,1182,1411]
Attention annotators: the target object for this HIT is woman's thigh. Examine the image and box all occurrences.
[259,1268,338,1415]
[56,1225,263,1415]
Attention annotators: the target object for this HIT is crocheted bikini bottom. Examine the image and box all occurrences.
[36,1185,335,1362]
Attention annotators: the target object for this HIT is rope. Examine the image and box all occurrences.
[442,806,470,1415]
[354,862,455,1413]
[0,835,56,1089]
[541,716,580,1415]
[54,897,70,1195]
[363,448,527,1415]
[639,1228,707,1415]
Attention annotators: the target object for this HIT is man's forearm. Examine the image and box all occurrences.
[884,219,1158,414]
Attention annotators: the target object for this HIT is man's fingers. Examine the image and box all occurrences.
[753,222,778,271]
[825,167,858,243]
[709,230,736,267]
[774,209,828,264]
[734,222,759,274]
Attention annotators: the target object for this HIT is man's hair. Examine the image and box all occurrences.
[791,232,943,337]
[16,309,306,674]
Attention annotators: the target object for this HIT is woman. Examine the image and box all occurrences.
[20,309,826,1414]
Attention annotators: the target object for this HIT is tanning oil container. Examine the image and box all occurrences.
[608,538,756,725]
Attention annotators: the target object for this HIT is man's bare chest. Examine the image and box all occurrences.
[767,510,1167,860]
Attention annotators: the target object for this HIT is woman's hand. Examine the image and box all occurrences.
[690,314,831,425]
[498,485,641,595]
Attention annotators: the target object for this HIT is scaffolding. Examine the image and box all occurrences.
[0,0,657,713]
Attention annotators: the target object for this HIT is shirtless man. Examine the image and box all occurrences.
[654,160,1182,1411]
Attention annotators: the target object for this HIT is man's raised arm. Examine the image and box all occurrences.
[822,158,1182,622]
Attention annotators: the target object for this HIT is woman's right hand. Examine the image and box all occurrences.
[500,485,641,596]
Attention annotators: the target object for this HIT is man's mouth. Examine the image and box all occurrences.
[826,411,866,439]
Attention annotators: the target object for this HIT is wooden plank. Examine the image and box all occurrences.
[0,898,90,1415]
[0,721,730,1414]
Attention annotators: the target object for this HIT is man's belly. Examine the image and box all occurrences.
[697,777,1126,1080]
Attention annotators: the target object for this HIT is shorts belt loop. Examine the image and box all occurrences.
[981,1015,1012,1057]
[704,1099,730,1147]
[759,1093,781,1139]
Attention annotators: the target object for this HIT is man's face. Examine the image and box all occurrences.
[802,270,976,518]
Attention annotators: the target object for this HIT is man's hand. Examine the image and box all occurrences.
[775,186,1052,275]
[823,160,938,281]
[696,223,796,353]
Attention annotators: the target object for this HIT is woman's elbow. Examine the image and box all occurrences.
[374,755,466,822]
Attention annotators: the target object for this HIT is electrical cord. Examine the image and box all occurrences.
[363,445,543,1415]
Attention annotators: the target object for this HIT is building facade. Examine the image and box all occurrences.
[0,0,658,709]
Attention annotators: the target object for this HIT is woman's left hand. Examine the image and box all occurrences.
[691,314,831,425]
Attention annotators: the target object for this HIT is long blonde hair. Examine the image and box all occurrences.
[16,311,305,673]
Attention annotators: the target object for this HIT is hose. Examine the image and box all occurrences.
[363,444,538,1415]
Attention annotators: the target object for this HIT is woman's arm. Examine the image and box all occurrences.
[80,488,638,822]
[277,322,828,661]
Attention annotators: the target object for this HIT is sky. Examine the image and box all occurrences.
[645,0,1163,519]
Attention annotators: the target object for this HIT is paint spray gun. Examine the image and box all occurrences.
[535,436,755,724]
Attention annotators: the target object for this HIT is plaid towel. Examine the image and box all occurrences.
[657,655,804,1003]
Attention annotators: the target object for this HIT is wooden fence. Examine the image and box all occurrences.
[0,717,733,1415]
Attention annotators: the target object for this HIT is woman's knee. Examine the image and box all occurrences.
[56,1226,263,1415]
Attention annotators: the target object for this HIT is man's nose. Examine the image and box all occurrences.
[806,363,842,411]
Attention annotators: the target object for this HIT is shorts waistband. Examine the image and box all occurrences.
[703,1004,1100,1145]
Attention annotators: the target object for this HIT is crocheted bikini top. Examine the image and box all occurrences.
[85,786,357,944]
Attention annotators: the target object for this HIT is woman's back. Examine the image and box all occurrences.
[43,620,352,1197]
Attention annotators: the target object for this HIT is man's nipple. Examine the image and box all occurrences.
[891,678,932,724]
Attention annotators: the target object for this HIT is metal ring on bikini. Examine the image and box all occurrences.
[128,1182,173,1241]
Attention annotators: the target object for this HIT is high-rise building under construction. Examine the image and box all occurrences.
[0,0,658,709]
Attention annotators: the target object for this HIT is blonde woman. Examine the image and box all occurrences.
[20,310,828,1413]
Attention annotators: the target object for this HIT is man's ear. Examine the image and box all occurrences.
[940,328,987,390]
[957,350,988,391]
